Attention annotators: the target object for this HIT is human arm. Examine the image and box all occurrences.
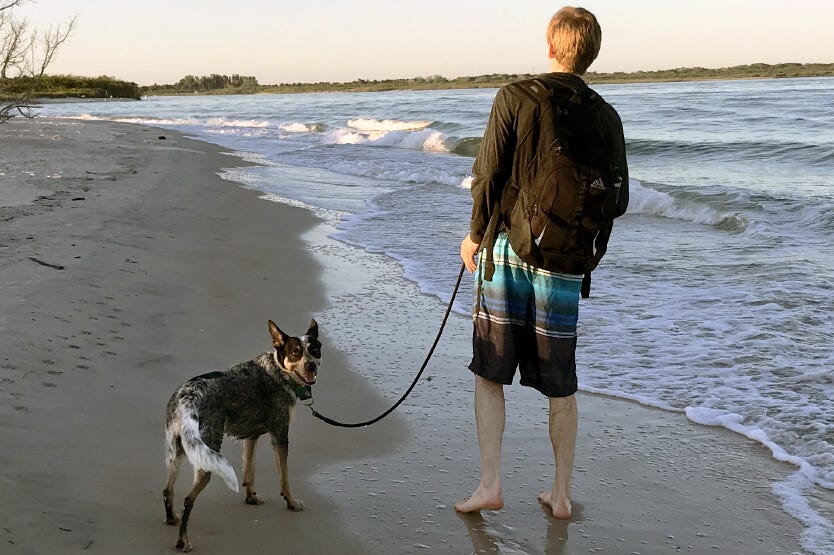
[469,87,517,245]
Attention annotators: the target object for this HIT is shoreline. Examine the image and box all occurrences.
[13,68,834,103]
[0,118,809,554]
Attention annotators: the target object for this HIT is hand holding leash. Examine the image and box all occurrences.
[460,235,480,273]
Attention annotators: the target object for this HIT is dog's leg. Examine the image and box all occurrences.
[176,469,211,552]
[242,436,264,505]
[163,448,184,525]
[269,433,304,511]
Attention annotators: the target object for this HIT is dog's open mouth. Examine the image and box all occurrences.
[295,372,316,386]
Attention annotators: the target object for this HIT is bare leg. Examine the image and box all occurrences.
[455,375,505,512]
[242,437,263,505]
[270,437,304,511]
[537,394,577,519]
[163,452,184,525]
[176,469,211,552]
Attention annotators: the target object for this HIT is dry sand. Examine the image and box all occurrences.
[0,119,806,554]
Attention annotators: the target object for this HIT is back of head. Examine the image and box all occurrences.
[546,6,602,75]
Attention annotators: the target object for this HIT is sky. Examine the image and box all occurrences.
[11,0,834,86]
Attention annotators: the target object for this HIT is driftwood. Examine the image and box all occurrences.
[29,256,64,270]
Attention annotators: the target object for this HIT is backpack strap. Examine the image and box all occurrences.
[581,272,591,299]
[479,200,503,282]
[522,77,603,110]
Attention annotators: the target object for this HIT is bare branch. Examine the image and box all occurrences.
[37,14,77,78]
[0,1,26,14]
[1,16,28,78]
[0,92,32,122]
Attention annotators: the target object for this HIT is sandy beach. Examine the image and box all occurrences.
[0,119,807,554]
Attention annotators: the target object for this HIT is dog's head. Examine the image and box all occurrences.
[268,319,320,387]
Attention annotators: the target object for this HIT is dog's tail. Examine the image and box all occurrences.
[177,405,239,493]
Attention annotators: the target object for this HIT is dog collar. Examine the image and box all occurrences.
[292,382,312,401]
[281,375,312,401]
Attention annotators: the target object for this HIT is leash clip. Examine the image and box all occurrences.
[301,396,315,409]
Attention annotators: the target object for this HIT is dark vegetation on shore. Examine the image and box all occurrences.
[139,63,834,96]
[147,73,260,95]
[1,63,831,101]
[0,74,140,100]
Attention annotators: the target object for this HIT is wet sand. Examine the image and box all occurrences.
[0,119,805,554]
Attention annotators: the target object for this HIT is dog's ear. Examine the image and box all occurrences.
[306,318,319,340]
[268,320,288,347]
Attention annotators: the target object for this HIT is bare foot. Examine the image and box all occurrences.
[455,484,504,513]
[537,491,571,519]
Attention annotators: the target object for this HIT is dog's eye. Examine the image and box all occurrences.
[291,349,302,358]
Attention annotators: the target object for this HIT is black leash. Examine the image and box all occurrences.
[303,263,466,428]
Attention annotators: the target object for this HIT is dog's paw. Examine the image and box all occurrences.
[245,492,264,505]
[164,514,181,526]
[175,538,192,552]
[281,488,304,511]
[286,498,304,512]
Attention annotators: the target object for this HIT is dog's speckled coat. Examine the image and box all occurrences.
[163,320,320,552]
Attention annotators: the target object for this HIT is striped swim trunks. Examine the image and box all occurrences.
[469,233,582,397]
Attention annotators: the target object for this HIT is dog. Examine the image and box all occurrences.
[163,319,320,552]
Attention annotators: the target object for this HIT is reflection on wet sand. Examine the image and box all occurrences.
[457,502,584,554]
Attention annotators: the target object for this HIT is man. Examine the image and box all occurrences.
[455,6,628,520]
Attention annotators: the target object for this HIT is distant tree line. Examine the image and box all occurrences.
[140,63,834,98]
[265,73,536,94]
[1,74,140,99]
[5,62,829,105]
[141,73,538,96]
[141,73,259,95]
[585,62,834,83]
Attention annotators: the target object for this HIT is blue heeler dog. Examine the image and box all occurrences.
[163,319,320,552]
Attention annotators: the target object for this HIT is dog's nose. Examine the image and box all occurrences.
[305,362,317,373]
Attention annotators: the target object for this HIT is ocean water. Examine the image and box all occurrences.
[37,77,834,553]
